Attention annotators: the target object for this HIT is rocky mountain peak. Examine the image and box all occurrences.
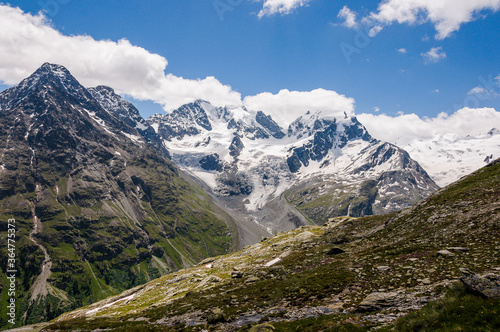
[0,62,95,112]
[0,64,234,325]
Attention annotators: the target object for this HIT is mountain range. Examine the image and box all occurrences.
[0,63,497,329]
[147,100,439,245]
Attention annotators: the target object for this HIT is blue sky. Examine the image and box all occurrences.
[1,0,499,123]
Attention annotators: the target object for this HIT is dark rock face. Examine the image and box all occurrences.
[229,136,245,157]
[255,111,285,139]
[200,154,223,172]
[286,117,374,173]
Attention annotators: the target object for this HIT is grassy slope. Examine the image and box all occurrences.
[14,160,500,331]
[0,150,234,329]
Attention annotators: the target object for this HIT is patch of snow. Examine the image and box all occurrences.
[122,132,143,144]
[136,121,148,131]
[80,108,115,137]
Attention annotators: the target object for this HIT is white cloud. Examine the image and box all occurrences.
[257,0,310,18]
[432,89,440,93]
[368,0,500,39]
[373,106,381,112]
[495,75,500,83]
[338,6,358,28]
[243,88,356,127]
[0,4,242,111]
[397,48,407,54]
[368,25,383,37]
[358,107,500,145]
[468,86,489,95]
[421,47,446,64]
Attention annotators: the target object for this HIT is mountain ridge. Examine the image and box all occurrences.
[0,63,234,328]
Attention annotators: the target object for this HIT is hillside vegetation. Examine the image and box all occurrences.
[18,159,499,331]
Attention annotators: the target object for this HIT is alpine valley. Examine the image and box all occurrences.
[0,63,495,330]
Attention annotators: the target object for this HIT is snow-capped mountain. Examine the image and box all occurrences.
[0,63,233,322]
[398,129,500,187]
[147,101,439,235]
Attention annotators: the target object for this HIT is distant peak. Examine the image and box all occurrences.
[488,128,499,136]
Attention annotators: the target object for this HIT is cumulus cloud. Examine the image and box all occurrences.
[0,4,242,111]
[368,0,500,39]
[368,25,383,37]
[358,107,500,145]
[257,0,310,18]
[421,47,446,64]
[397,48,407,54]
[468,86,489,95]
[243,88,356,127]
[338,6,358,28]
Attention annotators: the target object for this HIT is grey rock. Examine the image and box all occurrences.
[437,250,455,257]
[460,268,500,298]
[421,278,431,285]
[245,276,261,284]
[357,292,400,312]
[376,266,391,272]
[447,247,470,252]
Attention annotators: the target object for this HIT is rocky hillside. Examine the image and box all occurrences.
[24,158,499,331]
[148,102,439,244]
[0,64,235,329]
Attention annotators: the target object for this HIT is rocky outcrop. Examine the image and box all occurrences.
[255,111,285,139]
[460,268,500,298]
[199,153,223,171]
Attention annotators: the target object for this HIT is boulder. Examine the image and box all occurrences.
[357,292,400,312]
[207,307,225,324]
[460,268,500,298]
